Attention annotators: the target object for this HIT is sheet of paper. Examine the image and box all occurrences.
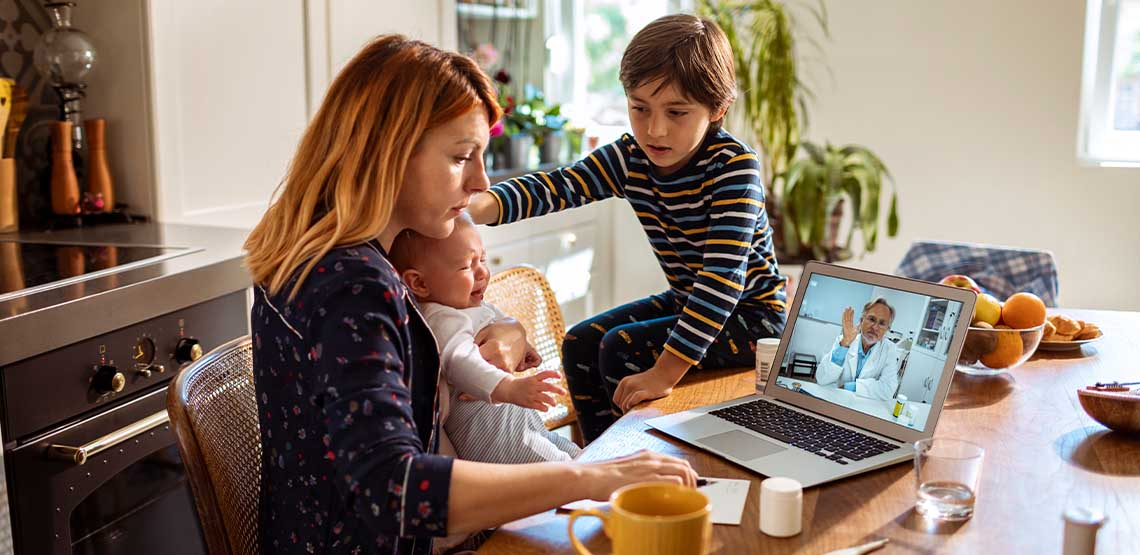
[559,478,751,526]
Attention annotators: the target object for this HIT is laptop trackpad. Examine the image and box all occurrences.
[697,430,785,461]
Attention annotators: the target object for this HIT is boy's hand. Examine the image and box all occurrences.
[491,370,567,410]
[466,192,500,225]
[613,351,690,412]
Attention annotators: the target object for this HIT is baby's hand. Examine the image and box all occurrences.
[491,370,567,411]
[515,343,543,373]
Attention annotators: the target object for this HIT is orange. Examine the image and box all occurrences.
[980,325,1024,368]
[1001,292,1047,329]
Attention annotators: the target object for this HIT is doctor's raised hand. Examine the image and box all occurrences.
[841,306,858,347]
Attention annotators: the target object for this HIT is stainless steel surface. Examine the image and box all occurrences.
[0,240,198,303]
[47,410,169,465]
[0,223,251,366]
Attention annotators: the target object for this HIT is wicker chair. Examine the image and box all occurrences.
[167,336,260,555]
[484,265,582,445]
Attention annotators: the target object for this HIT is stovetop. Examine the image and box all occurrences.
[0,223,252,368]
[0,241,195,301]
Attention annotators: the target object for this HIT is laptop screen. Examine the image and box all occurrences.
[773,273,965,431]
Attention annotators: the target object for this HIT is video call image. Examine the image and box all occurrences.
[775,274,965,431]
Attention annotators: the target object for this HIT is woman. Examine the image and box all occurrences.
[243,35,696,554]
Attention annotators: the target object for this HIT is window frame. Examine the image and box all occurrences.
[1078,0,1140,167]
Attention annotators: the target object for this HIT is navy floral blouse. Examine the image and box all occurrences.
[251,240,452,554]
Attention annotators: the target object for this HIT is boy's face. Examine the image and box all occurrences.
[627,79,726,175]
[413,224,491,309]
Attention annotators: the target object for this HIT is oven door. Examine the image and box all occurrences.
[5,387,206,555]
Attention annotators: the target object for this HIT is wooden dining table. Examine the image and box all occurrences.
[478,309,1140,554]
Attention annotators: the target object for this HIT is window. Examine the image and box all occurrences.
[1079,0,1140,166]
[546,0,690,146]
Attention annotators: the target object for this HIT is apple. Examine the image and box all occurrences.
[940,274,982,294]
[973,293,1002,326]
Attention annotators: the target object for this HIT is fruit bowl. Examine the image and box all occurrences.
[956,323,1045,376]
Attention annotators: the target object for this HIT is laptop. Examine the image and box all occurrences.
[646,261,977,487]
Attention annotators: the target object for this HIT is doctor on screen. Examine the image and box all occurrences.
[816,298,902,400]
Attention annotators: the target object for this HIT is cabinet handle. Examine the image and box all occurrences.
[561,232,578,248]
[490,256,503,266]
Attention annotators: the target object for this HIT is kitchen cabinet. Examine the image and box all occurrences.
[78,0,458,229]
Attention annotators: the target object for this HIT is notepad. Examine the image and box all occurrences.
[559,478,751,526]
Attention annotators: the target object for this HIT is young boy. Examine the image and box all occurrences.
[389,215,581,463]
[467,14,787,442]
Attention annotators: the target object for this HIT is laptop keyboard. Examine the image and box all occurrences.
[709,399,901,465]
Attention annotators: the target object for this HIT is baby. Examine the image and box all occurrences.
[389,214,581,463]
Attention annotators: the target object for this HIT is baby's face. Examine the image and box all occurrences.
[420,224,490,309]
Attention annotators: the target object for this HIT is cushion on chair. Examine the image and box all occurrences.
[895,240,1059,306]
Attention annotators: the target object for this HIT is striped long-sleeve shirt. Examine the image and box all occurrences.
[488,129,787,366]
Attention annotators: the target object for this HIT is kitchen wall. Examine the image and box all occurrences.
[615,0,1140,311]
[799,0,1139,311]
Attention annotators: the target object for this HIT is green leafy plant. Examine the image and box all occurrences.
[781,141,899,261]
[697,0,899,262]
[696,0,822,210]
[501,84,567,143]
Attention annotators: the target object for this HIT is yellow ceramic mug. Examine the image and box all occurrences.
[567,482,711,555]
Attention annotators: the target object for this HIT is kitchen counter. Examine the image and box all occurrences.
[0,223,251,367]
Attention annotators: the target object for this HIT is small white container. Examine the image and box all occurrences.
[1062,506,1106,555]
[760,477,802,537]
[755,338,781,389]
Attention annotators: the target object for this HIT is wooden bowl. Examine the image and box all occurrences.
[1077,388,1140,435]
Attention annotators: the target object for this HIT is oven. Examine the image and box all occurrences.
[1,289,247,554]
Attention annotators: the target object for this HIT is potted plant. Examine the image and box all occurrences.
[697,0,899,263]
[780,141,899,261]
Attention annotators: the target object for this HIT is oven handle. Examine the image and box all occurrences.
[47,410,170,465]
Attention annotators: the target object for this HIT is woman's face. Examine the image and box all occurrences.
[393,108,491,241]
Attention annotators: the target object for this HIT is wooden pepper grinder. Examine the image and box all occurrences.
[84,118,113,212]
[50,121,81,215]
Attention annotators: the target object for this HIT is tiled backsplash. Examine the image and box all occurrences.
[1,0,66,228]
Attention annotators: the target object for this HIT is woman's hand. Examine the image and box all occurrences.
[475,319,529,371]
[840,306,858,347]
[580,450,698,501]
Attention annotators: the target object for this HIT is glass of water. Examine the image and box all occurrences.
[914,438,984,521]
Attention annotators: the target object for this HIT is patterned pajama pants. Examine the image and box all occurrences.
[562,291,785,443]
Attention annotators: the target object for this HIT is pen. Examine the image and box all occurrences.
[822,538,889,555]
[696,478,710,487]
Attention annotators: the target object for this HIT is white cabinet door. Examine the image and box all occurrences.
[146,0,309,228]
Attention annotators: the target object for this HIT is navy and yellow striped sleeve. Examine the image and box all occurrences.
[664,151,765,366]
[487,137,631,225]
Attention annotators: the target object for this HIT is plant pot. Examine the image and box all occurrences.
[539,130,565,164]
[507,133,535,169]
[773,197,850,264]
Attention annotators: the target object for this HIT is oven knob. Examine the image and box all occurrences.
[175,338,203,363]
[92,365,126,394]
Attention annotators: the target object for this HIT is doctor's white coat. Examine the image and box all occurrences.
[815,334,902,401]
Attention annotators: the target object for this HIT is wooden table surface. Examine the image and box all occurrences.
[478,309,1140,554]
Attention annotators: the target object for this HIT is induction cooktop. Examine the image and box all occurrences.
[0,240,199,301]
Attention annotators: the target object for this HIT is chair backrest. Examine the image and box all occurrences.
[483,265,577,432]
[167,336,260,555]
[895,240,1060,306]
